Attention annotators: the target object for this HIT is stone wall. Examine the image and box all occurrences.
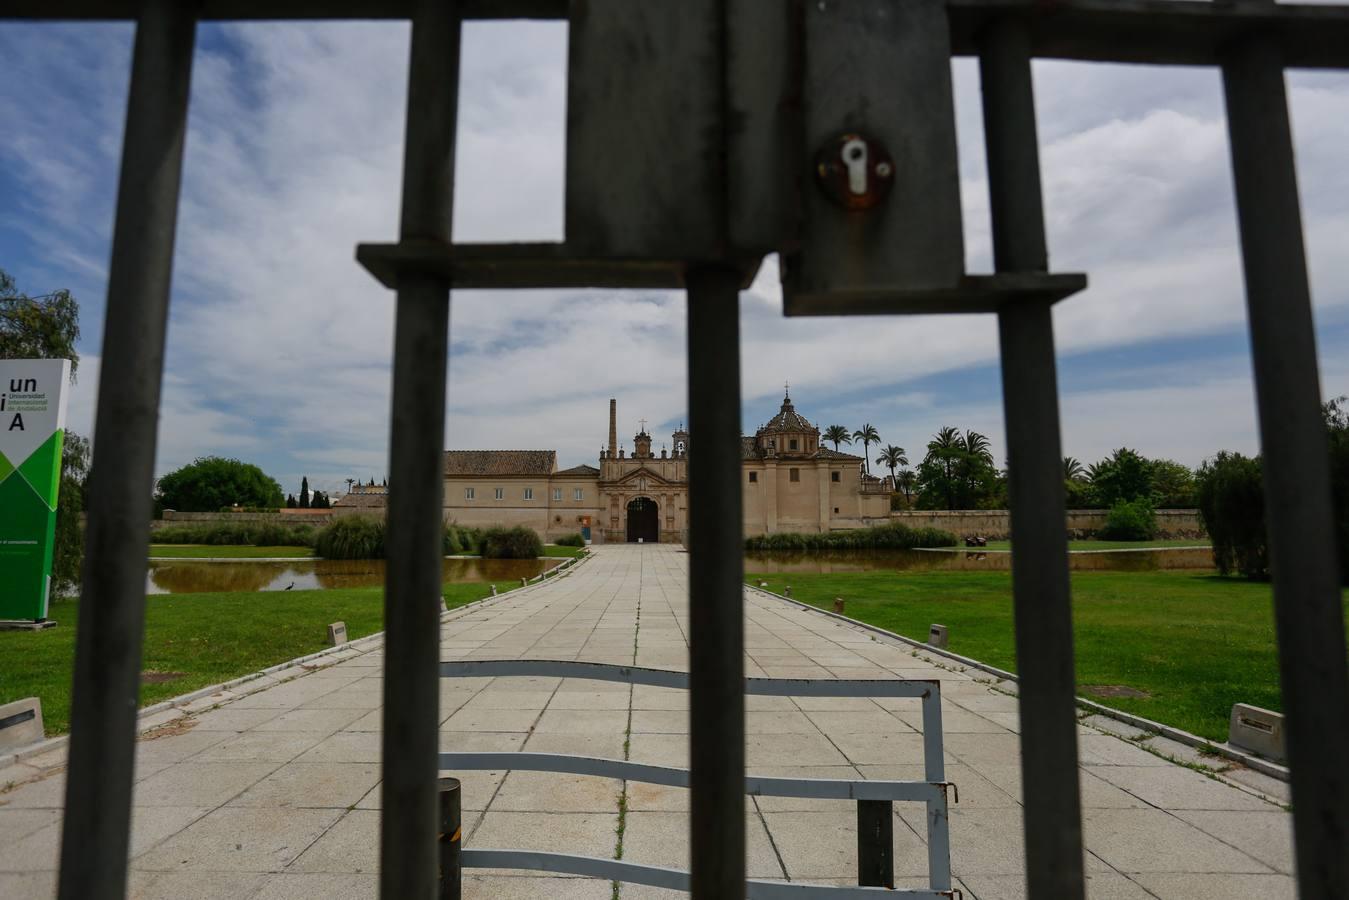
[874,508,1204,540]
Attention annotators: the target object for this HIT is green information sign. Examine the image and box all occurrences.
[0,359,71,621]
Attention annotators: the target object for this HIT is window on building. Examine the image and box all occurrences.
[834,507,840,514]
[494,488,503,500]
[831,471,840,483]
[553,488,562,501]
[574,488,584,501]
[789,439,798,451]
[465,487,475,500]
[524,487,534,500]
[789,468,800,482]
[749,472,758,483]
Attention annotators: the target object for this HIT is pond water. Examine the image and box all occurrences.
[146,557,560,595]
[744,547,1214,575]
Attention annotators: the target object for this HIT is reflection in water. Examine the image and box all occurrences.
[744,547,1214,575]
[147,557,559,595]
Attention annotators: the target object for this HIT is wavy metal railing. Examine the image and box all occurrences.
[440,659,957,897]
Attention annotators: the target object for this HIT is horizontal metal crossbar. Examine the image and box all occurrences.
[442,658,937,698]
[7,0,1349,69]
[459,849,957,898]
[440,751,949,803]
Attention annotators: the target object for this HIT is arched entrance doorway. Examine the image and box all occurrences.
[626,497,659,543]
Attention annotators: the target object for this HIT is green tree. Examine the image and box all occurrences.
[1,269,81,376]
[1195,451,1267,579]
[299,476,311,509]
[51,433,90,598]
[916,426,1000,510]
[1150,459,1196,508]
[875,444,908,486]
[851,424,880,474]
[286,494,297,509]
[896,468,916,505]
[823,424,852,452]
[1063,456,1086,481]
[155,457,284,512]
[919,426,963,510]
[1089,447,1153,507]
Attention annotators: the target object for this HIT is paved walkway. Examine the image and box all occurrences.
[0,544,1295,898]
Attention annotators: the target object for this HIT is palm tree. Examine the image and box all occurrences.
[925,426,962,510]
[1063,456,1086,482]
[876,444,908,487]
[962,430,994,463]
[823,424,852,452]
[896,468,916,504]
[852,424,881,473]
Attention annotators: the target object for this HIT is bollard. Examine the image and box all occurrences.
[857,799,894,888]
[438,776,461,900]
[489,584,497,596]
[833,597,845,614]
[784,585,792,599]
[521,577,528,587]
[928,624,949,650]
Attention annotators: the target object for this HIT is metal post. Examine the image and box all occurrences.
[920,687,951,892]
[685,264,746,899]
[381,1,460,898]
[1222,32,1349,897]
[979,17,1086,900]
[438,777,462,900]
[56,3,196,898]
[857,799,894,889]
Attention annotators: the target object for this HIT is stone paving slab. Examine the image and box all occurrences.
[0,544,1295,898]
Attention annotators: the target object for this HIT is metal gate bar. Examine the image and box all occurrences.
[380,1,461,896]
[685,264,749,899]
[56,4,197,899]
[1221,30,1349,897]
[979,16,1085,899]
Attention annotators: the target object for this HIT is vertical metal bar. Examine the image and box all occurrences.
[438,777,462,900]
[1221,33,1349,898]
[56,3,196,898]
[921,686,951,891]
[685,264,746,899]
[856,799,894,889]
[381,2,460,898]
[979,17,1087,900]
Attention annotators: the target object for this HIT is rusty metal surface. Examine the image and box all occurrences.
[782,0,965,308]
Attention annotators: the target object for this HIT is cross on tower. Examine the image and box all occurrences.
[638,418,648,433]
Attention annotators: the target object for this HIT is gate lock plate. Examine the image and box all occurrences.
[816,133,894,210]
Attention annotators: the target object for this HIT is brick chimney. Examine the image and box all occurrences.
[608,398,618,457]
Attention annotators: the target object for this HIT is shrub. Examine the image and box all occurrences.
[1196,451,1268,579]
[314,516,386,560]
[1097,499,1158,541]
[745,522,957,553]
[152,521,316,547]
[479,526,544,559]
[554,532,586,547]
[443,523,482,555]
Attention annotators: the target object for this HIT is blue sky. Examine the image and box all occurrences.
[2,19,1347,496]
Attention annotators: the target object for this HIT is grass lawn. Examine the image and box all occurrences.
[0,582,494,737]
[149,544,315,559]
[977,538,1210,552]
[541,545,587,558]
[746,568,1349,741]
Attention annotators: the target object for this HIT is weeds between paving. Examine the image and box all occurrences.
[746,568,1349,742]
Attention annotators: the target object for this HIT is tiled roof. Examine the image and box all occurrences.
[758,394,816,434]
[444,450,557,476]
[555,464,600,477]
[812,447,862,460]
[333,491,387,508]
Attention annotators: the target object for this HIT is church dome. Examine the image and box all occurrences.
[759,392,815,434]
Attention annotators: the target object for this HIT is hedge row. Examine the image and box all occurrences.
[745,522,957,552]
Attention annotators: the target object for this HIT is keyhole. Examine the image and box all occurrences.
[842,138,868,195]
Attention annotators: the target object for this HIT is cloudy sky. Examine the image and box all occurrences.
[2,17,1347,496]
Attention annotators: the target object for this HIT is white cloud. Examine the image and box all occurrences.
[2,21,1347,492]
